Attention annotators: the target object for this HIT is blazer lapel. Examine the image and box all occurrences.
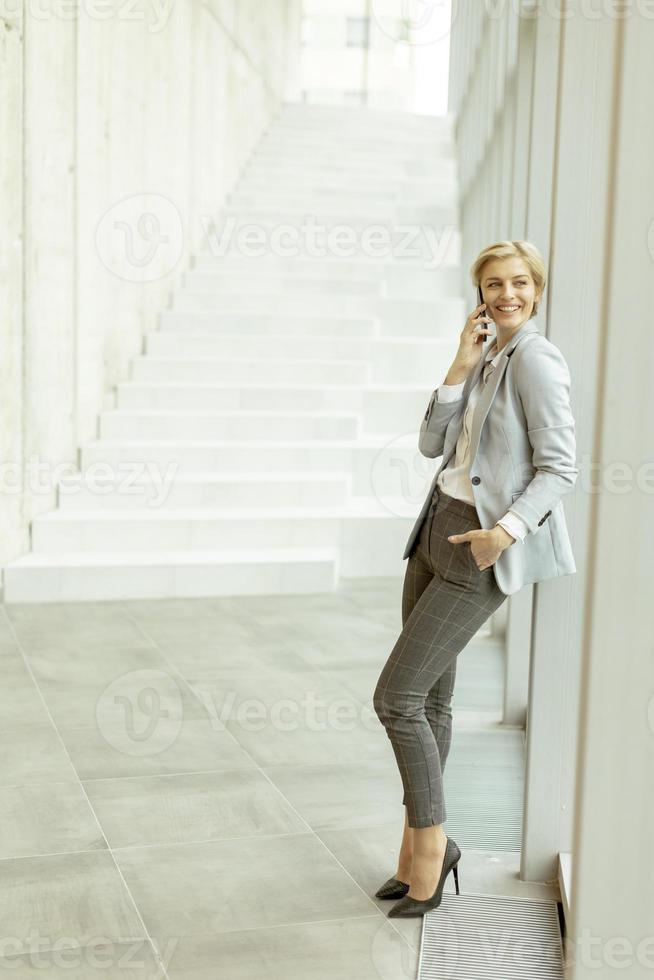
[467,320,541,465]
[463,348,486,397]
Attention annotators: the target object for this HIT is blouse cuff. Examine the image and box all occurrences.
[436,382,465,403]
[495,511,530,543]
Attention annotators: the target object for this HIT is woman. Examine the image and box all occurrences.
[372,240,578,918]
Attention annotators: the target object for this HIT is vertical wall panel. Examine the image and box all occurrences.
[0,14,25,556]
[569,17,654,973]
[23,11,77,512]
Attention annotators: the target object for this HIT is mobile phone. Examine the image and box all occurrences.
[475,284,488,342]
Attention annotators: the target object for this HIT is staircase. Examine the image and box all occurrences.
[3,103,464,602]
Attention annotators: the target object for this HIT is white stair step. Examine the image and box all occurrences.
[215,204,457,227]
[244,158,441,180]
[244,162,418,178]
[171,291,379,318]
[273,120,451,139]
[130,356,370,385]
[277,107,452,131]
[200,239,457,269]
[182,271,381,296]
[111,388,431,435]
[190,253,398,277]
[250,148,419,167]
[257,139,451,158]
[144,332,448,362]
[191,248,460,268]
[231,176,453,196]
[238,159,456,179]
[254,133,435,148]
[98,410,360,442]
[199,224,462,273]
[137,335,457,386]
[77,438,420,496]
[259,127,450,146]
[274,119,451,139]
[164,296,464,337]
[227,189,456,215]
[29,503,413,554]
[278,103,452,129]
[160,309,377,334]
[228,194,457,214]
[114,382,430,421]
[190,256,463,297]
[244,161,409,181]
[241,158,456,179]
[233,174,455,196]
[57,472,351,511]
[2,548,339,603]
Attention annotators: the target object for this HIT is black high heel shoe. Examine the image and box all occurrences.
[387,837,461,918]
[374,876,410,900]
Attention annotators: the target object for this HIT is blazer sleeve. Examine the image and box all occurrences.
[507,338,578,535]
[418,386,464,458]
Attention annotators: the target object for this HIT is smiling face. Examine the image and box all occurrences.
[479,256,541,329]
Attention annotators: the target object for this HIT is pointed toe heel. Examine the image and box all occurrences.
[387,837,462,918]
[374,876,410,900]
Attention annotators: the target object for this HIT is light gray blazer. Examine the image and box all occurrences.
[403,319,578,595]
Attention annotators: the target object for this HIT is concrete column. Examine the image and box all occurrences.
[23,10,77,512]
[509,14,536,236]
[566,13,654,978]
[503,7,559,771]
[500,13,538,719]
[283,0,303,102]
[76,7,148,441]
[521,6,619,882]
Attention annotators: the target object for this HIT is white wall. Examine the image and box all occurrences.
[0,0,301,567]
[0,18,25,561]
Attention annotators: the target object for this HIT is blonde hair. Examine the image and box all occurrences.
[471,240,547,319]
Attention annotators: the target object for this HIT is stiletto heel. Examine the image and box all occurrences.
[388,837,462,918]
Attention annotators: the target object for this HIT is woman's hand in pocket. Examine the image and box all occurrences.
[448,526,514,571]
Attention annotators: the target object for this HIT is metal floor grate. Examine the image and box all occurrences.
[419,892,564,979]
[443,729,526,851]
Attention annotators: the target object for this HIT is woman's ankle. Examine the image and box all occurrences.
[412,825,447,855]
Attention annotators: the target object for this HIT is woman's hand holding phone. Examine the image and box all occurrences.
[446,304,494,380]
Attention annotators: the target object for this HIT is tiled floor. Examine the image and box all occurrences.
[0,578,558,979]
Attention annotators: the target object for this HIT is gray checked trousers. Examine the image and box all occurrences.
[373,488,507,828]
